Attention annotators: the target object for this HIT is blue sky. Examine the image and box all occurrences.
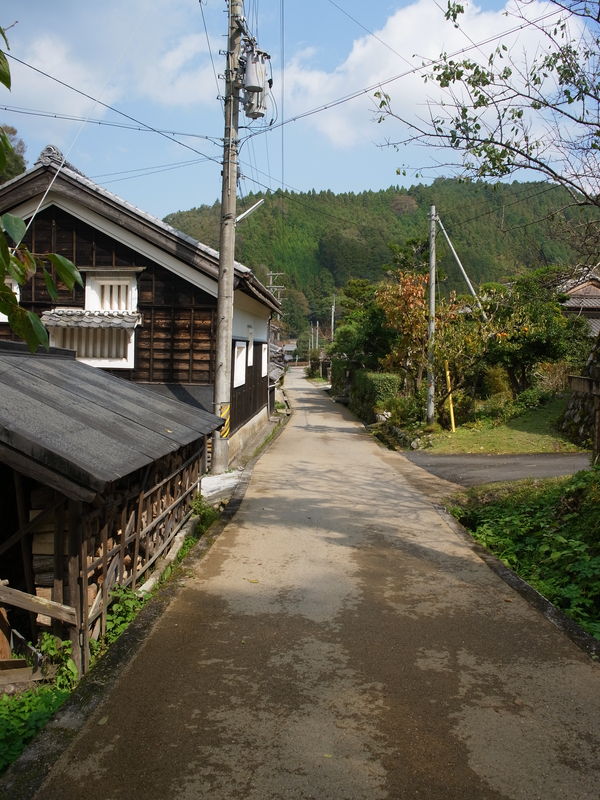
[2,0,556,220]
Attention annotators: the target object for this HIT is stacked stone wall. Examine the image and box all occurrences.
[560,336,600,447]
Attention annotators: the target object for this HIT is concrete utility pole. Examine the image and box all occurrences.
[427,205,436,425]
[212,0,244,474]
[331,294,336,339]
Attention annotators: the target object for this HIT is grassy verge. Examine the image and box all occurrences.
[429,397,585,454]
[447,467,600,639]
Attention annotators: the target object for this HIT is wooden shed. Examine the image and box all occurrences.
[0,341,222,673]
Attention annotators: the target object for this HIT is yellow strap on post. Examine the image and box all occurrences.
[219,403,231,438]
[444,360,456,433]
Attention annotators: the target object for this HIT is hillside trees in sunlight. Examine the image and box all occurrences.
[166,179,589,338]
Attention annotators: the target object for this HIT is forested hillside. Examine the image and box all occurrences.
[165,178,590,334]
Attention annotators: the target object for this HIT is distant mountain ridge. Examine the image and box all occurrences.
[164,178,589,327]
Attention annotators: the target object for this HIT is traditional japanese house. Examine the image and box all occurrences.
[0,146,280,463]
[0,341,223,673]
[561,272,600,338]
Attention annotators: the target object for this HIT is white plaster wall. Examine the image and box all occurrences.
[233,290,270,340]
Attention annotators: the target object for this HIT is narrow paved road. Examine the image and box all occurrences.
[24,369,600,799]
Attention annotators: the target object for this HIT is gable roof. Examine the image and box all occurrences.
[0,341,222,502]
[0,146,279,312]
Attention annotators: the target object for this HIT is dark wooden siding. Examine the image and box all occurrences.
[231,342,268,433]
[11,206,217,385]
[136,308,215,384]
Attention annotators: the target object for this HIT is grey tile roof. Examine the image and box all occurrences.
[0,341,222,496]
[33,145,252,274]
[40,309,142,328]
[563,297,600,309]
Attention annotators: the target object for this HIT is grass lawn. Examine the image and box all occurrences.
[429,397,587,455]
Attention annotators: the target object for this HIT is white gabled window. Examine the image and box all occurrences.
[46,272,140,369]
[51,326,134,365]
[234,341,247,387]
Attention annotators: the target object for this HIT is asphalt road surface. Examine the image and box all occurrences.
[405,451,591,486]
[7,368,599,800]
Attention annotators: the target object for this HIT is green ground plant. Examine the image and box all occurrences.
[448,468,600,638]
[0,684,68,772]
[0,633,78,772]
[190,493,219,533]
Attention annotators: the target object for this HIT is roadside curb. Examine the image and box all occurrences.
[435,503,600,661]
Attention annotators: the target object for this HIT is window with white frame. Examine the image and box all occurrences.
[234,341,247,387]
[247,325,254,367]
[262,343,268,377]
[85,273,137,311]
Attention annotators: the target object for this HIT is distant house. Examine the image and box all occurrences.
[0,145,280,463]
[561,273,600,337]
[0,342,222,673]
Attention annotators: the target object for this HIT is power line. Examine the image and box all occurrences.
[92,157,213,184]
[0,104,223,142]
[243,7,563,144]
[324,0,412,67]
[5,52,225,167]
[449,184,563,229]
[199,0,223,108]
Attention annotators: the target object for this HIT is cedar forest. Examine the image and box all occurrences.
[165,178,589,337]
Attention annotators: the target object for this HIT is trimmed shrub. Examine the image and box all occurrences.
[349,371,403,423]
[383,390,426,427]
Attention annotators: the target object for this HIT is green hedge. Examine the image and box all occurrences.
[349,370,402,423]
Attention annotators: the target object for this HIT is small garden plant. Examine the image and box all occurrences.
[448,467,600,639]
[0,633,78,772]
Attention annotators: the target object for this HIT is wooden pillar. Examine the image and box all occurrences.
[67,500,85,675]
[52,501,65,638]
[0,585,10,658]
[594,401,600,466]
[13,473,36,639]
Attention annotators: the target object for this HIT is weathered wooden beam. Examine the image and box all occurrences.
[67,500,84,674]
[0,663,57,686]
[0,443,98,504]
[0,584,76,625]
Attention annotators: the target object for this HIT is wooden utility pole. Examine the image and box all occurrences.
[427,205,436,425]
[212,0,244,474]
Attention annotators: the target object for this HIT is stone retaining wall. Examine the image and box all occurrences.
[560,336,600,447]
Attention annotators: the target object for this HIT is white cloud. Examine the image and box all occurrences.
[279,0,570,154]
[135,34,222,107]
